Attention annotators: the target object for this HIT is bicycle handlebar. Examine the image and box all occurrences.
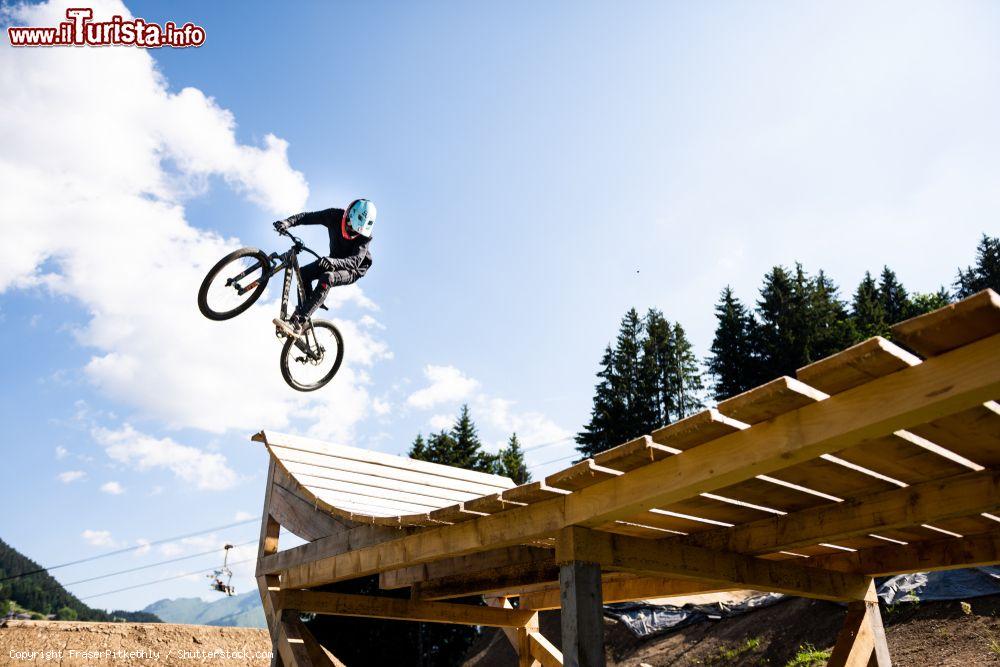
[276,228,322,261]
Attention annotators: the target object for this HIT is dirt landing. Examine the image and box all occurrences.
[0,621,273,666]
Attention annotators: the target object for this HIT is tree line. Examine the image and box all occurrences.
[578,233,999,458]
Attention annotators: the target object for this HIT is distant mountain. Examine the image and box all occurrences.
[143,591,266,628]
[0,537,160,623]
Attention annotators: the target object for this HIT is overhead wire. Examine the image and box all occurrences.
[0,518,259,583]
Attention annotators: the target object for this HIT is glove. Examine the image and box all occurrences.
[318,257,334,271]
[273,220,289,233]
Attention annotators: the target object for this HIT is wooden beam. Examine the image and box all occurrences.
[279,589,537,628]
[807,530,1000,576]
[557,527,869,602]
[519,577,731,611]
[269,477,346,543]
[485,597,542,667]
[276,610,339,667]
[380,546,553,589]
[278,335,1000,589]
[683,469,1000,555]
[416,561,558,600]
[827,581,890,667]
[256,460,284,667]
[258,520,413,575]
[559,560,605,667]
[528,631,564,667]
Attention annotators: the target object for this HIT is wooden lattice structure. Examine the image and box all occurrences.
[255,289,1000,667]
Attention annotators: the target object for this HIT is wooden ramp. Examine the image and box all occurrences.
[254,289,1000,667]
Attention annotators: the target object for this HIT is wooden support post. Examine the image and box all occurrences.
[827,581,891,667]
[257,460,284,667]
[558,561,605,667]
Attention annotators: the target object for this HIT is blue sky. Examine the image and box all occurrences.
[2,0,998,612]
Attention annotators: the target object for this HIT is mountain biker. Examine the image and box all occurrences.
[271,199,376,338]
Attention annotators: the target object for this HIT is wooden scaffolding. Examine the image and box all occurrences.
[255,289,1000,667]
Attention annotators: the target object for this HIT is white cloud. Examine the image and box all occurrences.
[55,446,68,460]
[0,0,389,441]
[57,470,85,483]
[81,529,114,547]
[93,423,239,491]
[135,538,151,556]
[428,414,453,430]
[234,511,255,521]
[407,365,479,409]
[100,481,125,495]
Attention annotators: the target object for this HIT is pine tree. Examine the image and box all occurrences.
[408,434,428,461]
[641,309,676,425]
[850,271,886,339]
[809,270,853,359]
[449,404,486,470]
[496,433,530,484]
[910,288,951,315]
[878,266,911,325]
[955,234,1000,297]
[756,265,799,379]
[575,345,624,458]
[667,322,704,420]
[707,287,759,401]
[614,308,657,437]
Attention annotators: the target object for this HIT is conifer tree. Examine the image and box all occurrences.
[707,287,759,401]
[575,345,624,458]
[910,288,951,315]
[641,309,676,425]
[955,234,1000,297]
[614,308,657,437]
[809,270,853,359]
[497,433,530,484]
[850,271,886,338]
[877,266,911,325]
[668,322,704,420]
[756,265,799,378]
[408,434,428,461]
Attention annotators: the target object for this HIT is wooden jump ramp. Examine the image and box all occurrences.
[254,289,1000,667]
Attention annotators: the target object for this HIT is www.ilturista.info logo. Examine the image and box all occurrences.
[7,8,205,48]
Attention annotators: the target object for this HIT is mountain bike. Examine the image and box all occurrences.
[197,230,344,392]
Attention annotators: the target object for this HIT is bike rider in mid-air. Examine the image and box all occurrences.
[271,199,376,338]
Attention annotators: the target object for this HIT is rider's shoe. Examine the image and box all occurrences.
[273,317,303,339]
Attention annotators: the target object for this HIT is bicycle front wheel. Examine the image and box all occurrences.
[197,247,271,321]
[279,320,344,392]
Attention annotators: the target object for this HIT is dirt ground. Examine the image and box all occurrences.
[0,620,273,666]
[464,594,1000,666]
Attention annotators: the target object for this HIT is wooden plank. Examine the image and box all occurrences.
[826,597,877,667]
[528,631,563,667]
[279,590,537,628]
[297,474,453,511]
[556,527,868,602]
[717,376,829,424]
[464,492,526,515]
[417,561,559,600]
[380,546,553,589]
[909,402,1000,467]
[427,504,482,524]
[282,460,486,505]
[277,612,340,667]
[258,522,412,576]
[797,336,921,395]
[685,470,1000,555]
[807,530,1000,576]
[892,288,1000,357]
[269,482,345,543]
[267,443,507,496]
[559,560,605,667]
[503,481,571,504]
[649,408,747,451]
[546,460,621,492]
[832,433,973,486]
[519,577,730,611]
[592,435,679,472]
[257,430,515,488]
[277,334,1000,589]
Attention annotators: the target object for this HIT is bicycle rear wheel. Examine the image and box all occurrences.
[198,247,271,321]
[279,320,344,392]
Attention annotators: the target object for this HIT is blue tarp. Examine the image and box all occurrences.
[876,567,1000,604]
[604,593,786,638]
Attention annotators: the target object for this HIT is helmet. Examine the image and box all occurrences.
[343,199,376,239]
